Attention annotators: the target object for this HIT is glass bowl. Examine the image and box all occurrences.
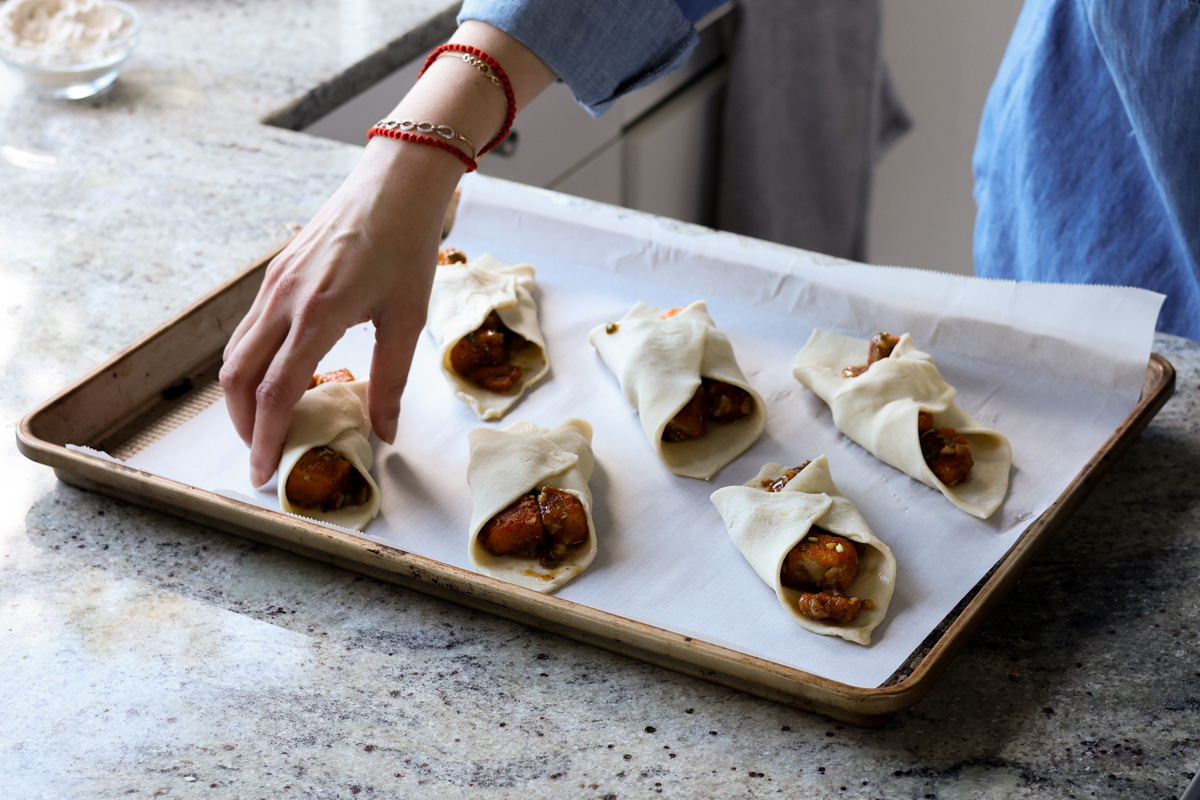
[0,0,141,100]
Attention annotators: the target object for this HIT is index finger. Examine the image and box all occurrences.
[246,325,342,487]
[220,311,290,448]
[367,308,426,445]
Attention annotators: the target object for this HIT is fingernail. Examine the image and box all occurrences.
[251,467,266,488]
[380,409,398,445]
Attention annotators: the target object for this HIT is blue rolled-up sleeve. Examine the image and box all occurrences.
[458,0,720,116]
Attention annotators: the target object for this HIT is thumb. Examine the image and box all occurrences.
[368,313,423,445]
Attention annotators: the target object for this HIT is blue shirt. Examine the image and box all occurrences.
[974,0,1200,339]
[460,0,1200,339]
[460,0,716,116]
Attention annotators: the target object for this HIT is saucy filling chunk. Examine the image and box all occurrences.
[285,446,371,511]
[662,378,755,443]
[656,307,755,443]
[759,460,812,493]
[285,369,371,511]
[841,331,899,378]
[918,411,974,486]
[478,486,589,569]
[449,311,531,393]
[308,368,356,389]
[438,248,468,265]
[779,528,873,624]
[843,333,975,485]
[767,465,873,624]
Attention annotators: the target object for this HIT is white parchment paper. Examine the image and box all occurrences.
[124,175,1164,689]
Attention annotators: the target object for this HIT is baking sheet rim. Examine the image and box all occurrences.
[14,245,1176,724]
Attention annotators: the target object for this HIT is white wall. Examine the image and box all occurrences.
[867,0,1025,275]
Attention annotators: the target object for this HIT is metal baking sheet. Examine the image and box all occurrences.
[17,179,1173,725]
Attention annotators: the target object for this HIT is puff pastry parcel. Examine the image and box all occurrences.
[427,252,549,420]
[466,419,598,593]
[710,456,897,645]
[589,301,765,480]
[792,329,1011,519]
[277,375,380,531]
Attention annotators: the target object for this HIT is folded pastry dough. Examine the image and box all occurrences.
[277,380,380,531]
[792,329,1012,519]
[710,456,897,645]
[427,253,549,420]
[466,419,598,593]
[588,301,766,480]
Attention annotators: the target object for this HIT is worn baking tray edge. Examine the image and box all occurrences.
[16,247,1176,727]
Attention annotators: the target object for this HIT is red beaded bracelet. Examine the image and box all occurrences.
[367,126,477,172]
[419,43,516,158]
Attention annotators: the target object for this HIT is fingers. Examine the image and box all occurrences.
[221,250,303,442]
[225,250,294,362]
[246,363,306,489]
[223,302,259,363]
[246,321,347,487]
[220,310,290,448]
[224,276,271,362]
[368,311,426,445]
[217,134,461,485]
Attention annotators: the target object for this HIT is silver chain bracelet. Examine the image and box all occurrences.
[371,119,477,160]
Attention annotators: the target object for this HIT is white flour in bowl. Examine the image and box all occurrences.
[0,0,134,65]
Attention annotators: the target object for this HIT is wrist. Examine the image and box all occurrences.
[376,22,556,165]
[358,135,464,215]
[385,58,508,165]
[416,45,515,159]
[369,119,480,171]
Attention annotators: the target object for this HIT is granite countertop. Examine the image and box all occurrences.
[3,1,1199,797]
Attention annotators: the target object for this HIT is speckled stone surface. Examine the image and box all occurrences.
[2,2,1199,798]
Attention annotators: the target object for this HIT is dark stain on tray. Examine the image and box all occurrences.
[160,377,194,400]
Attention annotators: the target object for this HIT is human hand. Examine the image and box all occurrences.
[220,138,463,486]
[221,20,556,487]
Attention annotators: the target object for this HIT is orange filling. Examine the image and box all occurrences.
[286,369,371,511]
[842,334,975,485]
[918,411,974,486]
[449,311,530,393]
[285,446,370,511]
[841,331,899,378]
[662,378,755,443]
[307,368,355,390]
[759,461,812,493]
[438,248,468,265]
[478,487,589,569]
[779,530,870,624]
